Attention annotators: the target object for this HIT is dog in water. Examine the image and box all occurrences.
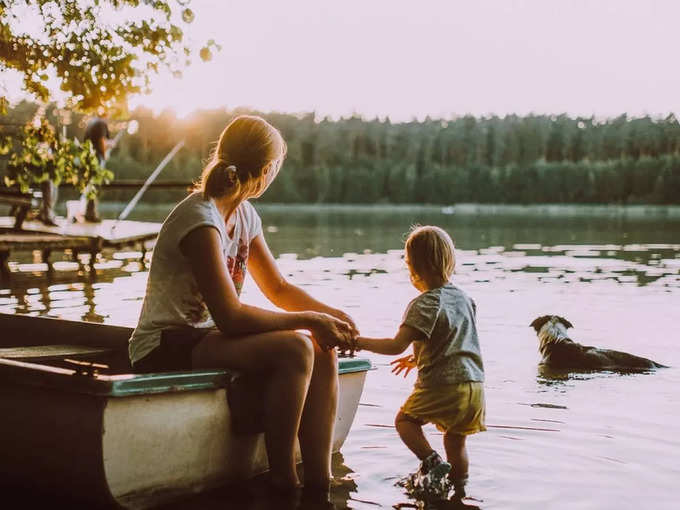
[530,315,667,370]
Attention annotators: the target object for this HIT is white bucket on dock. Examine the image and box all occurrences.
[66,199,86,223]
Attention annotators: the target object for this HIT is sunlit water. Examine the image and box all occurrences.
[1,204,679,509]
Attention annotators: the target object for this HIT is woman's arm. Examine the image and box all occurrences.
[355,325,425,356]
[180,226,351,349]
[248,234,357,331]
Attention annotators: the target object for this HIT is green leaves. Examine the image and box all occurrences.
[1,0,217,113]
[181,8,194,23]
[199,46,212,62]
[5,120,113,196]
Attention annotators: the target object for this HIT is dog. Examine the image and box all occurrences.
[530,315,667,370]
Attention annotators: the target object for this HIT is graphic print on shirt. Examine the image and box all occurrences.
[227,238,249,295]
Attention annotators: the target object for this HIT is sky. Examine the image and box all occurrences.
[6,0,680,121]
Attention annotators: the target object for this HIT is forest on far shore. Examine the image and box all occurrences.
[2,101,680,205]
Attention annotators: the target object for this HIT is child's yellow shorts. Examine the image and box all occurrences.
[400,381,486,434]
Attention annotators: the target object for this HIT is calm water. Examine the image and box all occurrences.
[2,204,680,509]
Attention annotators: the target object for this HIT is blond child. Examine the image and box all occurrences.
[352,225,486,501]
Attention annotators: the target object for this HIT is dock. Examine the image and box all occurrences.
[0,217,160,279]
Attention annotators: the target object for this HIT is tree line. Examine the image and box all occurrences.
[2,101,680,205]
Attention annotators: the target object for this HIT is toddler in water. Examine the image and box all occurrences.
[352,225,486,501]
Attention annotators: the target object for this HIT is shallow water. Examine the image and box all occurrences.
[1,204,679,509]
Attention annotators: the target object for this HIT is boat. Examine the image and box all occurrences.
[0,313,371,509]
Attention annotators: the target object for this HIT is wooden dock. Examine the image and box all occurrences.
[0,217,161,279]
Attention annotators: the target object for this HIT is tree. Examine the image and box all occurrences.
[1,1,218,197]
[0,0,219,113]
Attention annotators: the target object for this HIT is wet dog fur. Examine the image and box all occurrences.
[530,315,667,370]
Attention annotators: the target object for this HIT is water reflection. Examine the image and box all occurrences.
[158,453,356,510]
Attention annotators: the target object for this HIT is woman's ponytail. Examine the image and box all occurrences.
[202,160,240,199]
[195,115,286,201]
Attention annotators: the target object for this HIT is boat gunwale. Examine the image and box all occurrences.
[0,355,371,397]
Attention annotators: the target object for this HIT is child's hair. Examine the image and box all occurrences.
[405,225,456,284]
[196,115,287,200]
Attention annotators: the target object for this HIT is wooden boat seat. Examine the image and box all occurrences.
[0,344,115,361]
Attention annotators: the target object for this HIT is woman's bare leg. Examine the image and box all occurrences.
[192,330,314,489]
[297,343,338,488]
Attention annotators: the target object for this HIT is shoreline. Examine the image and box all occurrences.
[59,201,680,219]
[253,203,680,218]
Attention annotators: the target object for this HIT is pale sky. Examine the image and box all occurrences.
[7,0,680,120]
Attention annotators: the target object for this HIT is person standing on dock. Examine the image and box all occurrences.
[82,113,112,222]
[129,115,357,497]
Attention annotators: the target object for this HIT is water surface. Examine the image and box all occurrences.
[1,204,679,509]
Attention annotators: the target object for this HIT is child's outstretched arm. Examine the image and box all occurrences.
[355,325,425,355]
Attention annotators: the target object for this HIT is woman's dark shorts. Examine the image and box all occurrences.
[132,327,212,373]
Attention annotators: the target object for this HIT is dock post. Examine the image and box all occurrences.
[13,206,29,231]
[42,249,53,273]
[88,238,103,275]
[89,251,97,273]
[140,242,147,266]
[0,250,10,280]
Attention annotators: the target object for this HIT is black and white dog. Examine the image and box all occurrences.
[530,315,667,370]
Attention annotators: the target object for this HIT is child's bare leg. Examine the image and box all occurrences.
[297,342,338,488]
[443,431,469,495]
[395,411,433,460]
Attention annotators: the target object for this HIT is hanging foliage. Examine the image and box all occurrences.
[0,0,219,114]
[4,120,113,198]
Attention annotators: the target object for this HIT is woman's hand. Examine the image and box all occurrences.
[326,308,359,336]
[308,312,355,352]
[390,354,416,377]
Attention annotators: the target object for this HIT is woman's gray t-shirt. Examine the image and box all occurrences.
[401,283,484,388]
[128,192,262,364]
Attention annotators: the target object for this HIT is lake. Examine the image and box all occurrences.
[1,203,679,510]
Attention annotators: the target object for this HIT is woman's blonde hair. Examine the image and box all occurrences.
[405,225,456,284]
[196,115,287,200]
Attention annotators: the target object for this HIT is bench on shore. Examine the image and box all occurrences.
[0,189,43,230]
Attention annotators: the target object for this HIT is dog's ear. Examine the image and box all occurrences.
[555,316,574,329]
[530,315,551,332]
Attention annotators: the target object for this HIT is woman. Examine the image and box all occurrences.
[128,115,356,492]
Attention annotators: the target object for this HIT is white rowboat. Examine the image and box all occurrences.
[0,313,371,509]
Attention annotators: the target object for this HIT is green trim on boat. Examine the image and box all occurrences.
[338,358,372,375]
[108,358,372,397]
[108,370,231,397]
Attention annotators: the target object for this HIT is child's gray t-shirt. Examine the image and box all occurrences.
[401,283,484,388]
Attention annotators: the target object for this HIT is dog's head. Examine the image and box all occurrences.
[530,315,574,357]
[530,315,573,333]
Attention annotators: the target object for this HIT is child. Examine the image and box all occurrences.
[352,225,485,501]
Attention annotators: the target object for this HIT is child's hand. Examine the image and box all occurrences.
[390,355,416,377]
[337,333,360,358]
[310,313,354,352]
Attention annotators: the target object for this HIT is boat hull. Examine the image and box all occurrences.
[0,313,371,508]
[0,361,367,509]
